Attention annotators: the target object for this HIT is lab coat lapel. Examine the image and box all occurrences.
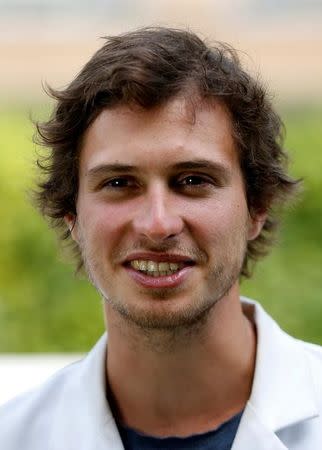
[232,299,319,450]
[232,402,287,450]
[48,300,319,450]
[49,334,124,450]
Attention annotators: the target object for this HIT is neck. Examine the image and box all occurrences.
[105,289,256,437]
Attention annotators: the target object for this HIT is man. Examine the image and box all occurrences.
[0,27,321,449]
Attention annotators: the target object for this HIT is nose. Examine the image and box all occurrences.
[132,183,184,242]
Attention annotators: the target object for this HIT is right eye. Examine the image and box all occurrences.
[102,176,136,189]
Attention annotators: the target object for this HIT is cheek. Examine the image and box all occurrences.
[92,212,124,238]
[196,198,247,235]
[78,201,132,251]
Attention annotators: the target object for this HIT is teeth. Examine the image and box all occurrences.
[161,262,179,271]
[130,260,182,274]
[151,271,170,277]
[131,260,141,270]
[147,261,158,272]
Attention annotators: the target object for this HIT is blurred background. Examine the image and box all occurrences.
[1,0,322,358]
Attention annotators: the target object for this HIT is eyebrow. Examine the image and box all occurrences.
[86,159,231,181]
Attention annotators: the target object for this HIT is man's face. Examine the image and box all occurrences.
[70,97,263,330]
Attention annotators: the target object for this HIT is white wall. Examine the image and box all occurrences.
[0,354,82,405]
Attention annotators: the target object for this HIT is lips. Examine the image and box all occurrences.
[122,253,196,288]
[124,253,195,264]
[129,260,185,276]
[124,264,194,289]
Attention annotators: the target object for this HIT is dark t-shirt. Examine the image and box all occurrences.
[117,410,243,450]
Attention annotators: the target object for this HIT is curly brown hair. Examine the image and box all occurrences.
[34,27,300,277]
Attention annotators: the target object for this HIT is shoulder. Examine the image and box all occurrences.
[290,337,322,384]
[0,359,83,450]
[244,297,322,408]
[0,334,109,450]
[298,340,322,400]
[300,339,322,359]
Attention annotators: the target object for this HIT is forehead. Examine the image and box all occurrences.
[79,97,238,173]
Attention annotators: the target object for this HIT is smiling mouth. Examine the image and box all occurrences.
[125,259,195,277]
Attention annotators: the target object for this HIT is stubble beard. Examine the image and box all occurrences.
[106,261,240,329]
[80,241,246,352]
[76,214,248,351]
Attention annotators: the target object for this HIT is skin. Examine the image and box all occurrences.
[66,96,265,437]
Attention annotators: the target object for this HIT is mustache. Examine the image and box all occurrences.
[113,238,207,264]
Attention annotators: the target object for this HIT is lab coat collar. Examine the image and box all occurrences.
[231,298,319,449]
[49,333,124,450]
[50,298,319,450]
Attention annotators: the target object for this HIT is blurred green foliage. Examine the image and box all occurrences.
[0,105,321,351]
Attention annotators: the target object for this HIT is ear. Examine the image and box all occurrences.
[64,213,79,243]
[247,211,267,241]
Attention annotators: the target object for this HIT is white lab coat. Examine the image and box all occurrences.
[0,298,321,449]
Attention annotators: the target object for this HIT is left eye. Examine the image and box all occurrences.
[104,177,135,188]
[178,175,211,186]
